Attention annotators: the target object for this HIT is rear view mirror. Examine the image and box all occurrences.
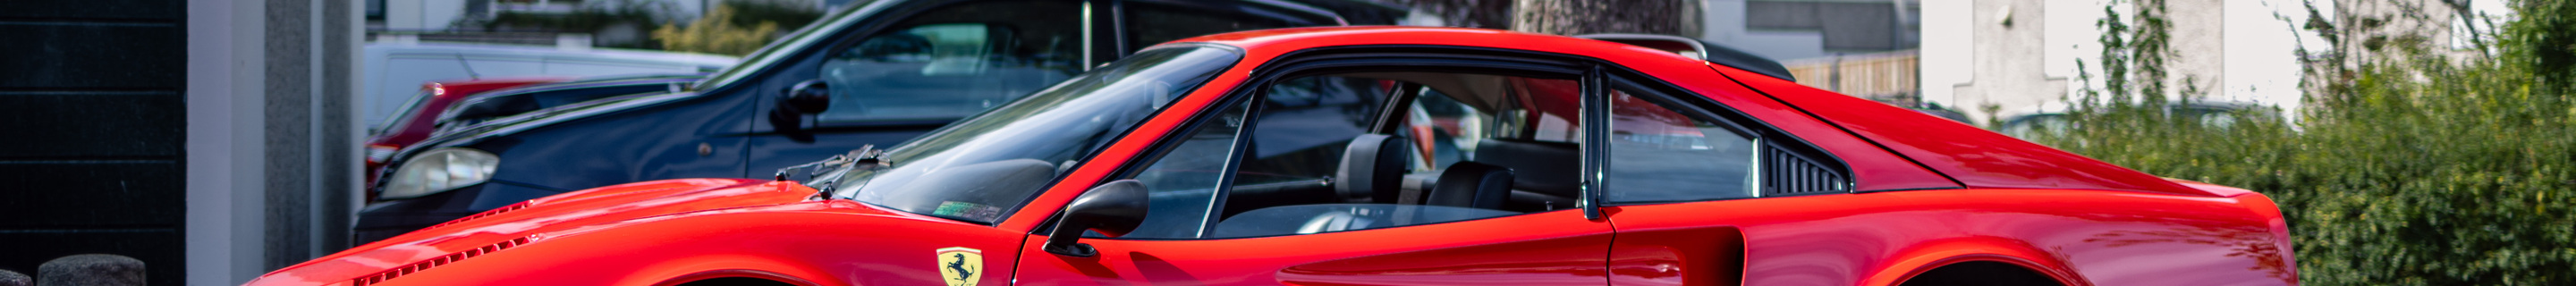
[1042,180,1149,257]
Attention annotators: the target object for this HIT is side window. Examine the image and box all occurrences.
[1402,88,1489,172]
[1115,98,1253,240]
[1122,3,1300,51]
[1601,84,1758,203]
[818,0,1081,122]
[1597,77,1848,203]
[1505,79,1585,143]
[1168,72,1582,239]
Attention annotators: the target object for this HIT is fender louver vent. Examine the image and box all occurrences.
[426,201,530,230]
[352,235,541,286]
[1761,147,1848,196]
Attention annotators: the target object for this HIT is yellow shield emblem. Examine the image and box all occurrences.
[936,247,983,286]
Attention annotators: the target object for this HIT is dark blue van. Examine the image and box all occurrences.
[358,0,1409,242]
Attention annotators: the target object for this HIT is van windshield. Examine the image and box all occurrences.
[824,46,1241,223]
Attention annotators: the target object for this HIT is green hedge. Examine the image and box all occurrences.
[2038,2,2576,285]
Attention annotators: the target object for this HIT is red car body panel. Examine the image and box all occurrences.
[255,27,2294,286]
[1712,66,2207,196]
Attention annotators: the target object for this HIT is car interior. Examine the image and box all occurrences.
[1117,71,1614,240]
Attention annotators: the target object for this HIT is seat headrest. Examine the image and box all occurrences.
[1336,134,1411,203]
[1428,161,1513,209]
[1472,139,1580,197]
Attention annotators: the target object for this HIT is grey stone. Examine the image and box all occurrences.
[37,254,143,286]
[1,268,30,286]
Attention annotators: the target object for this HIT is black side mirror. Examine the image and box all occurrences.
[1043,180,1149,257]
[781,80,832,114]
[768,80,833,142]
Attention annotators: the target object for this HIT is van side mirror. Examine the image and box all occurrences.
[1042,180,1149,257]
[780,80,832,114]
[768,80,833,142]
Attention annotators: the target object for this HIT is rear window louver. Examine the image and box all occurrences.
[1761,147,1849,196]
[426,201,530,230]
[352,235,542,286]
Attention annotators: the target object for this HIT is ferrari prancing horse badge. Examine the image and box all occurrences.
[936,247,982,286]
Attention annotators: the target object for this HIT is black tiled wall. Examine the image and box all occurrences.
[0,0,188,285]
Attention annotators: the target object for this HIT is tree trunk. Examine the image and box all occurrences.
[1511,0,1701,36]
[1381,0,1519,29]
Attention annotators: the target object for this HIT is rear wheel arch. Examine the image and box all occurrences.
[671,277,800,286]
[1865,238,2088,286]
[1895,260,2064,286]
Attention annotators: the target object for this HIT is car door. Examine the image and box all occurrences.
[1011,55,1624,285]
[1580,71,1870,286]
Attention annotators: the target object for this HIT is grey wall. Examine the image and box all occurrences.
[1707,0,1919,61]
[184,0,364,283]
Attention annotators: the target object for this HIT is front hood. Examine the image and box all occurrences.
[262,178,818,283]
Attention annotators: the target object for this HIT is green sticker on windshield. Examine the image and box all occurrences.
[933,201,1003,222]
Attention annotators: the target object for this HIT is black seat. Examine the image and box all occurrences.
[1472,139,1581,198]
[1427,162,1513,209]
[1335,134,1411,204]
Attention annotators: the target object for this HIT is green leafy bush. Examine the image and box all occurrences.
[2044,1,2575,285]
[651,0,825,55]
[654,4,782,56]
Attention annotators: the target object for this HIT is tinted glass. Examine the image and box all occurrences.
[1236,76,1386,185]
[826,46,1241,223]
[1116,98,1251,239]
[377,89,436,134]
[1602,86,1758,203]
[373,58,472,127]
[817,0,1082,122]
[1191,72,1579,239]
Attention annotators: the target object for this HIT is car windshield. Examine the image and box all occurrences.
[825,46,1241,223]
[377,89,436,134]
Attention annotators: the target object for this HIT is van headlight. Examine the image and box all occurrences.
[380,147,500,200]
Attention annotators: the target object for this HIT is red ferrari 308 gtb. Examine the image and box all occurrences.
[253,27,2298,286]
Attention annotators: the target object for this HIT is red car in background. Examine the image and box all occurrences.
[364,78,567,182]
[256,27,2296,286]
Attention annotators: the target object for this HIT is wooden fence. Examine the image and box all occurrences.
[1782,50,1919,101]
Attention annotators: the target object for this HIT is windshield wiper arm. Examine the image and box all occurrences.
[775,145,890,199]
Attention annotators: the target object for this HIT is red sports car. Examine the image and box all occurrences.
[253,27,2297,286]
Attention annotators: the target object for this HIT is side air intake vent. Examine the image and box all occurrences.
[1761,146,1849,196]
[426,201,531,230]
[352,235,541,286]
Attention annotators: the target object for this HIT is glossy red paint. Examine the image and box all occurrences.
[363,77,566,183]
[1666,62,1962,192]
[1013,211,1612,285]
[1712,66,2207,196]
[257,27,2294,286]
[1605,188,2294,286]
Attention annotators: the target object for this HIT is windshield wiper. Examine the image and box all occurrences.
[775,145,889,199]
